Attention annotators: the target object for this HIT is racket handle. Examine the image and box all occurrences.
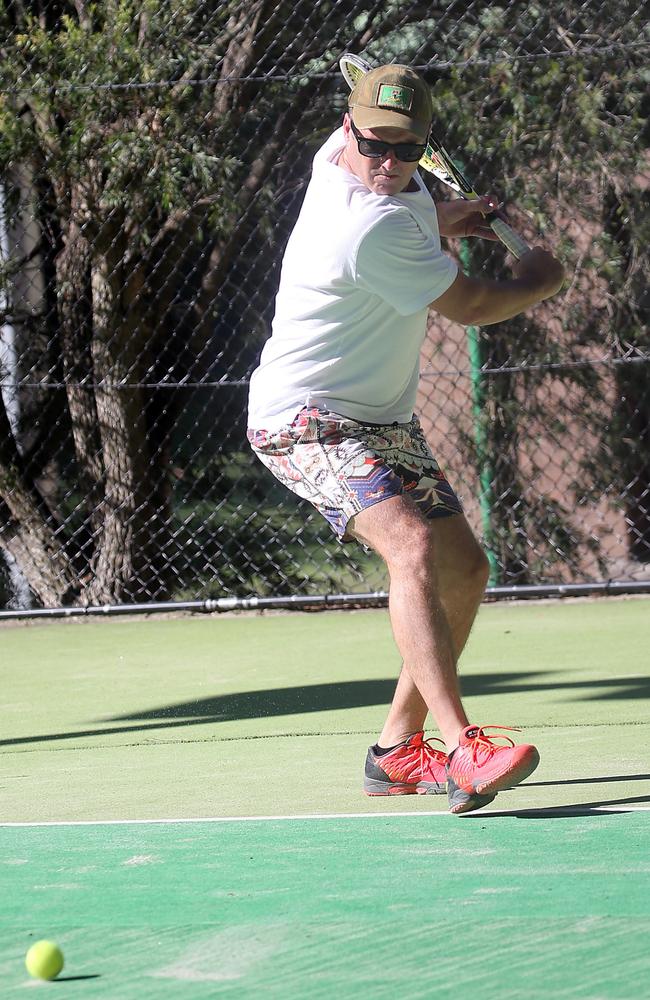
[489,216,530,259]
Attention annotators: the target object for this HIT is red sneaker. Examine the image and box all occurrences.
[364,731,447,795]
[446,725,540,814]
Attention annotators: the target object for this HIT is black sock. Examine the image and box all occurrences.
[373,741,403,756]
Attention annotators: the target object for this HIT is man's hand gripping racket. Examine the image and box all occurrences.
[339,53,530,259]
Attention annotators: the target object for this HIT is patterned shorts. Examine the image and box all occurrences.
[247,407,462,540]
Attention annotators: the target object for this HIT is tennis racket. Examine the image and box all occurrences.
[339,52,530,259]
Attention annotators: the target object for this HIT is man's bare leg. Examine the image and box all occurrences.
[349,500,489,753]
[377,513,489,749]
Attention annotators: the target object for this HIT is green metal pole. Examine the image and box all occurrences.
[458,238,499,585]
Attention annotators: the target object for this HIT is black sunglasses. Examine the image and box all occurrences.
[349,118,427,163]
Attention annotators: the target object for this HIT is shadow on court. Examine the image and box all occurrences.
[55,975,101,982]
[525,772,650,787]
[3,672,650,748]
[105,672,650,719]
[466,792,650,819]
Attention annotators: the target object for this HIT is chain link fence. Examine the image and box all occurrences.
[1,0,649,615]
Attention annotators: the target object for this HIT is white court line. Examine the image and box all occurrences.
[2,805,650,827]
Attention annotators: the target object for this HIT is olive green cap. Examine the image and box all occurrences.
[348,64,433,141]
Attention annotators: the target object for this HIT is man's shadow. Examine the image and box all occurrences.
[4,672,649,749]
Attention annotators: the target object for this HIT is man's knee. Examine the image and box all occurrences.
[428,515,490,598]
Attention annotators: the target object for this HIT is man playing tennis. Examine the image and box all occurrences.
[247,64,565,814]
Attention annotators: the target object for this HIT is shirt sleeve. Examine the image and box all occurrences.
[354,208,458,316]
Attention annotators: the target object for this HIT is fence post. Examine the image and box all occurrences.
[459,238,499,586]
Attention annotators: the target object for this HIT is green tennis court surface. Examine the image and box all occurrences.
[2,598,649,996]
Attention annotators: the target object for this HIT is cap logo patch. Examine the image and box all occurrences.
[377,84,414,112]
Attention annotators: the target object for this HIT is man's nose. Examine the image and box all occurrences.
[379,148,399,168]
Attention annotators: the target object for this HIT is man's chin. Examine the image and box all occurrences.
[372,176,404,194]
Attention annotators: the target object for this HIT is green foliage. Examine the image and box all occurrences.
[1,1,241,228]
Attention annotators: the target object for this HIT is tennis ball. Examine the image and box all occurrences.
[25,940,64,981]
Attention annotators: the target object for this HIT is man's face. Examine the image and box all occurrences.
[341,113,423,195]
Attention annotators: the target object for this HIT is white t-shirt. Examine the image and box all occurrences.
[247,127,458,429]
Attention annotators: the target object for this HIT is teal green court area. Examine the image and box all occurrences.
[1,814,650,998]
[1,598,649,996]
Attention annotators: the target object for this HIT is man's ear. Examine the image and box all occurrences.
[342,112,351,135]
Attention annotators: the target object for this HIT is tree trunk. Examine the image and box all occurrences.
[57,211,103,490]
[83,217,150,603]
[0,401,79,604]
[81,212,176,603]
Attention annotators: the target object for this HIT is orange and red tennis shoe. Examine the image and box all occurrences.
[364,731,447,795]
[446,724,540,814]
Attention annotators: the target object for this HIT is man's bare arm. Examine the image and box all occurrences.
[432,248,565,326]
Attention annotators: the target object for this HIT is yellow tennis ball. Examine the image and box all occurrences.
[25,940,64,981]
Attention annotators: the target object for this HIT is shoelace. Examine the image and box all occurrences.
[466,725,521,764]
[386,734,448,782]
[417,735,448,768]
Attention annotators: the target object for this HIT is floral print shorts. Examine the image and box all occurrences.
[247,407,462,540]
